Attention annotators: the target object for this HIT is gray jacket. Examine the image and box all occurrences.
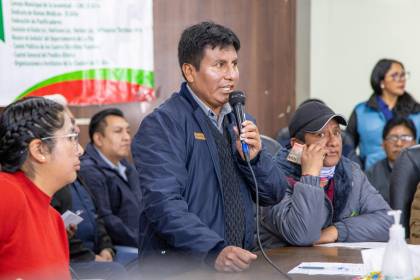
[366,158,392,204]
[253,148,392,247]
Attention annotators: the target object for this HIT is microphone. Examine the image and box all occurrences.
[229,91,250,161]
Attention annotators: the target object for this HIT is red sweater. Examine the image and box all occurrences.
[0,171,70,280]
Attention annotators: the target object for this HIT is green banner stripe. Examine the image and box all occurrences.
[19,68,154,98]
[0,0,4,42]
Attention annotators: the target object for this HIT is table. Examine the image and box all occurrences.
[136,246,364,280]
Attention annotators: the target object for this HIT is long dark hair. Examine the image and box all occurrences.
[370,58,404,95]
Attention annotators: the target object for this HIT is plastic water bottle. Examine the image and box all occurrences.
[381,210,414,280]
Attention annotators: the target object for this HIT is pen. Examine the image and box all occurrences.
[75,210,84,216]
[298,266,325,269]
[298,266,348,271]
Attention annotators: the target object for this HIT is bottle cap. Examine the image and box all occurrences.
[388,210,402,226]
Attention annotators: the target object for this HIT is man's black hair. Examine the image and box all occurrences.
[382,117,417,140]
[89,108,125,143]
[178,21,240,79]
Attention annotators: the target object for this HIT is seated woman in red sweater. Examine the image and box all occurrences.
[0,97,82,280]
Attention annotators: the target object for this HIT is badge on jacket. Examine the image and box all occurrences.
[194,132,206,140]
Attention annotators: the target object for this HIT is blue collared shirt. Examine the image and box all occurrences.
[94,146,128,181]
[375,95,393,121]
[187,84,232,133]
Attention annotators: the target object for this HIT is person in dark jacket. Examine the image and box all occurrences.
[240,101,392,248]
[79,108,142,247]
[346,58,420,170]
[131,22,287,273]
[52,177,128,280]
[366,117,417,204]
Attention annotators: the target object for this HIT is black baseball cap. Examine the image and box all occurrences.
[289,101,347,139]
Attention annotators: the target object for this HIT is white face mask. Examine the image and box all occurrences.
[320,166,336,179]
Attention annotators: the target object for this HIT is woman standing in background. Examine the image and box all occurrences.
[346,58,420,170]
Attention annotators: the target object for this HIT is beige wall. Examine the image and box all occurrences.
[295,0,311,106]
[304,0,420,119]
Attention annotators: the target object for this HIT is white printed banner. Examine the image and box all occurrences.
[0,0,154,106]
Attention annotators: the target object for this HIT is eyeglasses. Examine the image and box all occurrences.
[41,132,80,150]
[388,71,410,82]
[41,132,79,142]
[385,134,414,143]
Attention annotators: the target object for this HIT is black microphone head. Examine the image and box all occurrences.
[229,91,246,106]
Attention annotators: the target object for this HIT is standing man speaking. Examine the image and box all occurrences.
[132,22,286,272]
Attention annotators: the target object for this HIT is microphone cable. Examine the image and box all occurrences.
[245,156,292,280]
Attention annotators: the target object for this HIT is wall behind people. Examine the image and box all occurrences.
[306,0,420,118]
[152,0,295,138]
[0,0,295,146]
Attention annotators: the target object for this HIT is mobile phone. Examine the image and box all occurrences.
[287,142,304,165]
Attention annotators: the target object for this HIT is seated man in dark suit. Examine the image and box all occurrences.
[79,108,142,247]
[366,117,417,204]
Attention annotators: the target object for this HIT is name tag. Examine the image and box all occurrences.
[194,132,206,140]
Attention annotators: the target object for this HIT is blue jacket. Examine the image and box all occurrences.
[131,83,286,261]
[247,148,392,247]
[346,93,420,169]
[366,158,392,204]
[79,144,142,247]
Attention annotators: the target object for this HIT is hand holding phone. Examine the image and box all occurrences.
[300,144,327,176]
[287,142,304,165]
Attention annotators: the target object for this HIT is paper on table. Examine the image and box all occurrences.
[61,210,84,227]
[361,244,420,276]
[316,242,387,249]
[288,262,366,276]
